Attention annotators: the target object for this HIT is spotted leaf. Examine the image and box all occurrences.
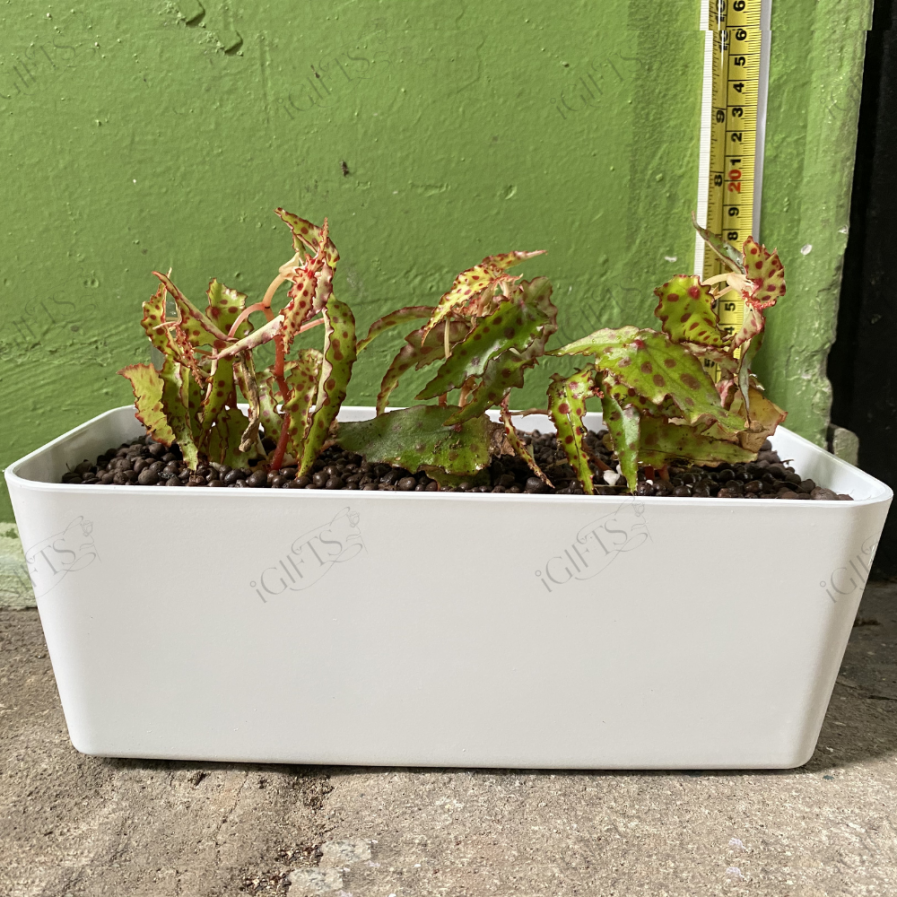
[280,262,321,354]
[140,283,175,357]
[297,297,356,476]
[208,407,258,468]
[199,358,235,448]
[547,368,598,495]
[159,358,199,468]
[282,350,324,459]
[419,278,554,399]
[741,237,785,310]
[561,328,742,432]
[421,250,545,341]
[206,279,253,339]
[638,416,755,468]
[337,405,499,477]
[653,275,726,347]
[275,208,340,269]
[600,387,640,492]
[119,363,176,446]
[153,272,229,347]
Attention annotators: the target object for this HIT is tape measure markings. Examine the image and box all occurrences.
[695,0,772,367]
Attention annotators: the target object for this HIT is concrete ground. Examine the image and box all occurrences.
[2,585,896,897]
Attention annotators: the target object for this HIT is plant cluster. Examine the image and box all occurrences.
[121,210,787,494]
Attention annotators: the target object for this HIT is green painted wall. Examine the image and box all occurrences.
[0,1,871,561]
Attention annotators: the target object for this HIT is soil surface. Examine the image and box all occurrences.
[58,429,853,499]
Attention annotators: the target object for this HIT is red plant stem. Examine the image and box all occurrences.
[270,409,292,471]
[227,302,268,338]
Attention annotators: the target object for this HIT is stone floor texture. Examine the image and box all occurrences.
[2,583,896,897]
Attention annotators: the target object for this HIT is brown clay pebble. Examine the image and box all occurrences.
[246,471,268,488]
[810,487,839,501]
[397,477,417,491]
[137,468,159,486]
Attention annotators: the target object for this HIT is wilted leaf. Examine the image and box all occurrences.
[693,217,744,273]
[499,400,551,485]
[234,354,263,453]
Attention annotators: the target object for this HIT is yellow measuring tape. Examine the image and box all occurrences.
[695,0,770,371]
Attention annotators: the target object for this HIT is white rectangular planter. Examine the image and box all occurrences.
[5,406,892,769]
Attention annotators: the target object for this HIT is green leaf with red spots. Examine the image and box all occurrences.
[153,272,229,347]
[280,262,321,354]
[275,208,340,269]
[441,278,559,425]
[638,416,755,468]
[282,350,323,459]
[421,250,545,341]
[559,328,742,432]
[159,358,200,468]
[119,363,177,446]
[357,306,436,353]
[377,320,468,415]
[206,279,252,339]
[547,368,598,495]
[199,358,236,448]
[419,278,554,400]
[741,237,785,310]
[297,297,357,476]
[602,376,680,419]
[600,388,640,492]
[207,407,258,468]
[140,283,175,357]
[336,405,500,477]
[653,275,726,347]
